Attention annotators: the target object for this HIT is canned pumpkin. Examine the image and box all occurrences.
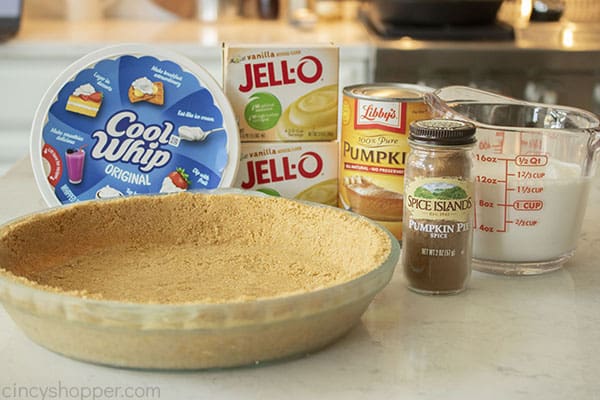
[338,83,432,239]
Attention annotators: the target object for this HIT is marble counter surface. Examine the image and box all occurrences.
[0,157,599,399]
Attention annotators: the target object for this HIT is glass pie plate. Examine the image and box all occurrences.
[0,190,399,370]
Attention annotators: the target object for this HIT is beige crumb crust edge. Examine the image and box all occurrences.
[0,192,393,305]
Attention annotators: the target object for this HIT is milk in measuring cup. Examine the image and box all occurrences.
[473,157,591,263]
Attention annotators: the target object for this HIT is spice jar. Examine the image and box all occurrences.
[402,119,476,295]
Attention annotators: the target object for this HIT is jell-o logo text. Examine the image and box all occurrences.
[238,56,323,93]
[240,151,323,188]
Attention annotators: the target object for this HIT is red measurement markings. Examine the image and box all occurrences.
[478,224,495,233]
[502,158,509,232]
[515,154,548,166]
[517,170,546,179]
[515,219,538,226]
[516,186,544,194]
[513,200,544,211]
[475,150,546,234]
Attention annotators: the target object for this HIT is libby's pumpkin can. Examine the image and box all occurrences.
[339,83,432,240]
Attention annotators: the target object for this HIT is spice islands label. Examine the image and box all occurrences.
[406,177,473,221]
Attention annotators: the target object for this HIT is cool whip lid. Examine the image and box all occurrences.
[31,44,240,206]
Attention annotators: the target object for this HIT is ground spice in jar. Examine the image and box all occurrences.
[402,119,476,295]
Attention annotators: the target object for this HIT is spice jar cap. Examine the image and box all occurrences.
[409,119,477,145]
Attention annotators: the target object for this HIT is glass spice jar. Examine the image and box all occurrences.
[402,119,477,295]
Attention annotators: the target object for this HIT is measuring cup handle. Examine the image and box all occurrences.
[584,128,600,175]
[424,92,453,119]
[588,128,600,152]
[424,86,503,121]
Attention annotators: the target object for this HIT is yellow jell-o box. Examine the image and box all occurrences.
[234,141,338,205]
[223,43,339,142]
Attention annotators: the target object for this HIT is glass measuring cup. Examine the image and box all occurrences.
[425,86,600,275]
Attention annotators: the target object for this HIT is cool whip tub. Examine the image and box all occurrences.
[223,43,339,142]
[234,142,338,206]
[31,44,239,206]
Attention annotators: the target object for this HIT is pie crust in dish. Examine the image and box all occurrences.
[0,191,398,369]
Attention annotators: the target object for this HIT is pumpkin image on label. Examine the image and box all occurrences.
[30,45,239,206]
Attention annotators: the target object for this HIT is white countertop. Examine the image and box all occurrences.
[1,157,600,399]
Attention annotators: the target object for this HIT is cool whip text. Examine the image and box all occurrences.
[91,111,173,173]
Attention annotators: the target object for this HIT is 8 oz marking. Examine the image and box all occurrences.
[479,200,494,208]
